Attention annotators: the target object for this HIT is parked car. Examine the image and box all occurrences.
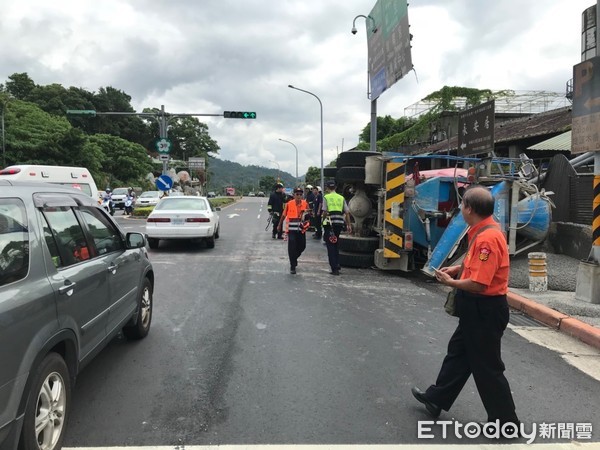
[207,191,216,198]
[137,190,162,206]
[0,180,154,450]
[111,187,129,209]
[248,192,256,197]
[146,196,220,249]
[257,191,266,197]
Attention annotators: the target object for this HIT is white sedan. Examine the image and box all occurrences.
[137,190,162,206]
[145,196,220,249]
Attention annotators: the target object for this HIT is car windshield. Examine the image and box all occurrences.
[112,188,128,195]
[141,191,160,198]
[153,198,209,211]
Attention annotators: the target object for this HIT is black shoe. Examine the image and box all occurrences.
[313,235,321,239]
[290,267,296,274]
[277,236,284,239]
[330,270,340,275]
[411,387,441,418]
[272,235,276,239]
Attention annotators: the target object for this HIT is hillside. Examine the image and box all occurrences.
[206,156,300,194]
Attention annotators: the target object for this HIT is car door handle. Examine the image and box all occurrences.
[58,282,76,296]
[107,264,118,274]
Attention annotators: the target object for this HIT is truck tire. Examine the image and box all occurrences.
[336,167,365,183]
[339,250,375,268]
[338,235,379,254]
[323,167,337,178]
[336,151,380,168]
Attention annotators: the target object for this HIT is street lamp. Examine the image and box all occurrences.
[278,138,298,185]
[352,14,378,153]
[288,85,323,192]
[269,159,281,182]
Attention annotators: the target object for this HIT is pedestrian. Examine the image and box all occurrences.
[321,180,352,275]
[277,187,310,274]
[411,185,520,434]
[267,183,286,239]
[311,185,323,239]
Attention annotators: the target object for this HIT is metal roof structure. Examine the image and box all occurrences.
[404,90,570,118]
[527,130,572,152]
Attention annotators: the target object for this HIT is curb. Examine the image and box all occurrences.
[507,291,600,350]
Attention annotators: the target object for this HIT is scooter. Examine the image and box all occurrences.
[101,197,115,216]
[124,195,135,215]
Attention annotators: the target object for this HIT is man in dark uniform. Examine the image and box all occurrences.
[267,183,286,239]
[411,185,520,435]
[311,185,323,239]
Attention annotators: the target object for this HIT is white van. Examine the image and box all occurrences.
[0,165,99,199]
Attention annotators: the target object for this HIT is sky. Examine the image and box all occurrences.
[0,0,594,179]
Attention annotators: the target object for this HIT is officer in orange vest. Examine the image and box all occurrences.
[277,187,310,274]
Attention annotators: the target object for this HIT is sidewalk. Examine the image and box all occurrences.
[508,287,600,350]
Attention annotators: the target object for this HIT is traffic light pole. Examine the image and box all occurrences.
[68,105,227,175]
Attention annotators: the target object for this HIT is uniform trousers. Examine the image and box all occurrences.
[425,290,519,424]
[324,224,343,272]
[272,213,282,238]
[287,231,306,269]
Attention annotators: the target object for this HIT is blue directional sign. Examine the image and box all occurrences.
[155,175,173,191]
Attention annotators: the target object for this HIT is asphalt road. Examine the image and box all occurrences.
[63,197,600,447]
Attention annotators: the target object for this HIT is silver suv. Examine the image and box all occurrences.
[0,180,154,450]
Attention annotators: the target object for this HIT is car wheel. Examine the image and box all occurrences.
[206,235,215,248]
[20,352,71,450]
[148,238,159,249]
[123,277,153,340]
[215,225,220,239]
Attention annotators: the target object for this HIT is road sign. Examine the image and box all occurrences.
[223,111,256,119]
[457,100,495,156]
[572,56,600,154]
[155,174,173,191]
[66,109,96,116]
[155,138,172,154]
[158,154,170,161]
[367,0,413,100]
[188,157,205,169]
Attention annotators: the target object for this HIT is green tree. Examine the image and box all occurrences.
[86,134,154,187]
[5,73,36,100]
[304,166,320,186]
[259,175,276,193]
[168,116,220,160]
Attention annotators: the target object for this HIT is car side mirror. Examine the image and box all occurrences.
[126,232,146,249]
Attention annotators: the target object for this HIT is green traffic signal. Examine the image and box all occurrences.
[224,111,256,119]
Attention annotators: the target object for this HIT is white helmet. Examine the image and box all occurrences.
[306,184,313,189]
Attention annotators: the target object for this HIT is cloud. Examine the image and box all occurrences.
[0,0,589,176]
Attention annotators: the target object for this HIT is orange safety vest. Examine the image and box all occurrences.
[285,199,309,232]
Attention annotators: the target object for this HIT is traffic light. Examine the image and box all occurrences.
[223,111,256,119]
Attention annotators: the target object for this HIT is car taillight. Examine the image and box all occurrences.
[0,168,22,175]
[186,218,210,223]
[147,218,171,223]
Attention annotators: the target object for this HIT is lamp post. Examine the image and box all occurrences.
[278,138,298,185]
[288,85,323,192]
[269,159,281,182]
[352,14,378,153]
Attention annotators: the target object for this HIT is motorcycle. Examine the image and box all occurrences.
[124,195,135,215]
[101,196,115,216]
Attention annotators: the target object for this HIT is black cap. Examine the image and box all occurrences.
[293,187,303,194]
[326,180,336,188]
[275,183,283,188]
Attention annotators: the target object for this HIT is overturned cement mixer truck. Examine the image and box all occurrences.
[328,150,555,275]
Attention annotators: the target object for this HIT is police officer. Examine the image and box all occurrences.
[268,183,286,239]
[411,185,520,433]
[322,180,351,275]
[277,187,310,274]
